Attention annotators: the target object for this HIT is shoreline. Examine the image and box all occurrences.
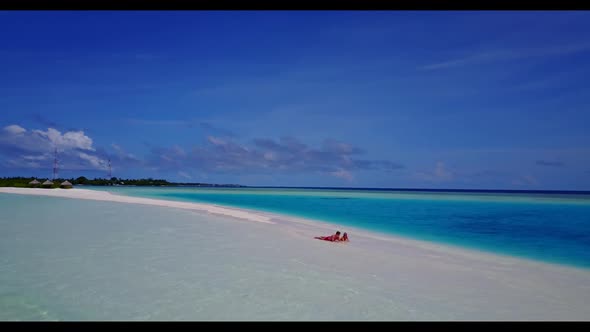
[3,187,590,320]
[1,187,588,273]
[0,187,275,224]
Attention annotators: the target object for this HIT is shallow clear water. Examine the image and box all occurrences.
[0,193,475,321]
[90,187,590,269]
[0,194,374,320]
[2,192,590,321]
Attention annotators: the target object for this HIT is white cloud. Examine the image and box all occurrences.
[32,127,95,151]
[207,136,227,146]
[3,124,26,135]
[1,125,95,153]
[330,168,354,182]
[23,154,49,161]
[78,152,108,170]
[111,143,140,162]
[420,51,508,71]
[152,135,403,178]
[62,130,94,151]
[419,42,590,71]
[0,124,107,171]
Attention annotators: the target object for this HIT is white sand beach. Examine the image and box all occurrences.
[0,187,276,224]
[1,187,590,320]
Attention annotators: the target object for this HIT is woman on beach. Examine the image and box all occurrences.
[340,232,349,242]
[315,231,341,242]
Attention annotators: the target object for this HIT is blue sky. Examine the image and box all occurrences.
[1,11,589,190]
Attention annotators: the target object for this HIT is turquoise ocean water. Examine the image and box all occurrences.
[87,187,590,269]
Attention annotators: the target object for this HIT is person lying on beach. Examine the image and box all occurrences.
[340,232,349,242]
[314,231,341,242]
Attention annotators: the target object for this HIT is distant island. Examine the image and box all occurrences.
[0,176,245,188]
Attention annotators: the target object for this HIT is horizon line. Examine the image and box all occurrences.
[246,186,590,194]
[3,176,590,194]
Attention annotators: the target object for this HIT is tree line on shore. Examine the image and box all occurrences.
[0,176,244,188]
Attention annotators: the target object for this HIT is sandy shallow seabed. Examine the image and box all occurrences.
[1,187,590,320]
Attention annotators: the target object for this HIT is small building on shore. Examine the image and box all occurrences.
[42,180,54,188]
[29,179,40,187]
[60,180,73,189]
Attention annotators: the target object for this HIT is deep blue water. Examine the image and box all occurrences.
[95,187,590,269]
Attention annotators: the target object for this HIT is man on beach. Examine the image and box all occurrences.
[314,231,341,242]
